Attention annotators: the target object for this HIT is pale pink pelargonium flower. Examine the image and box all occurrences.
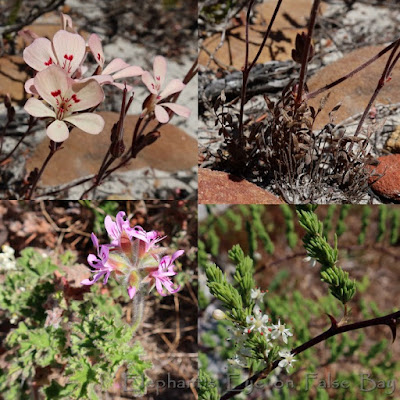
[141,55,191,123]
[23,29,87,94]
[24,65,105,142]
[82,211,183,299]
[87,34,143,90]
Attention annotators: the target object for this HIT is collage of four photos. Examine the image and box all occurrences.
[0,0,400,399]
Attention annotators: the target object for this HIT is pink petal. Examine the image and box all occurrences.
[66,79,104,112]
[159,79,185,100]
[112,82,134,91]
[102,58,130,75]
[112,65,144,80]
[128,286,137,299]
[18,29,40,45]
[170,249,185,263]
[104,215,118,239]
[155,279,166,296]
[52,30,86,76]
[155,104,170,123]
[24,78,38,95]
[63,113,105,135]
[142,71,158,94]
[153,56,167,89]
[79,75,114,86]
[81,278,95,285]
[88,33,105,67]
[34,65,70,109]
[24,97,56,118]
[46,120,69,142]
[161,103,191,119]
[60,13,74,31]
[91,232,99,249]
[23,37,56,72]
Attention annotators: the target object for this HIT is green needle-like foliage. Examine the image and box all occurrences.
[297,207,338,269]
[205,263,245,322]
[297,206,356,305]
[198,369,219,400]
[320,266,357,304]
[230,245,255,308]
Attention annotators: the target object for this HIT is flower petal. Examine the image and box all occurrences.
[159,79,185,100]
[170,249,184,264]
[67,79,104,112]
[81,278,95,285]
[80,75,114,86]
[18,28,40,45]
[34,65,70,109]
[52,30,86,76]
[112,65,144,80]
[161,102,191,119]
[112,82,134,91]
[24,97,56,118]
[128,286,137,299]
[46,120,70,142]
[63,113,105,135]
[102,58,130,75]
[154,104,170,123]
[153,55,167,89]
[23,37,56,72]
[60,13,74,31]
[88,33,105,67]
[24,78,38,95]
[142,71,157,94]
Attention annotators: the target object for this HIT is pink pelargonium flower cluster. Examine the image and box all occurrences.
[22,14,191,141]
[81,211,183,299]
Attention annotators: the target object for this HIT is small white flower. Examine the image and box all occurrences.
[2,245,15,256]
[278,350,296,372]
[251,287,266,303]
[303,256,317,268]
[0,245,17,271]
[244,305,269,335]
[270,319,293,344]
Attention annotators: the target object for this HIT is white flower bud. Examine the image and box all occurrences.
[212,309,227,320]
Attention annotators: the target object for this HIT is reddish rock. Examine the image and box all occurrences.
[198,168,283,204]
[368,154,400,201]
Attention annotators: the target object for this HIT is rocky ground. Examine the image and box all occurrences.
[199,0,400,204]
[0,0,197,200]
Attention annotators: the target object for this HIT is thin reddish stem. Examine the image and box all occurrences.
[295,0,321,105]
[306,40,398,101]
[25,140,63,199]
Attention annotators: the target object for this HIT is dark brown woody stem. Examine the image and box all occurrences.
[220,310,400,400]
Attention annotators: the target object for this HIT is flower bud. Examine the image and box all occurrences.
[212,309,227,320]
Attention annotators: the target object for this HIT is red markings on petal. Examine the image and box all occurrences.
[71,94,80,103]
[44,57,53,66]
[97,53,101,61]
[156,76,160,81]
[51,90,61,97]
[64,54,74,61]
